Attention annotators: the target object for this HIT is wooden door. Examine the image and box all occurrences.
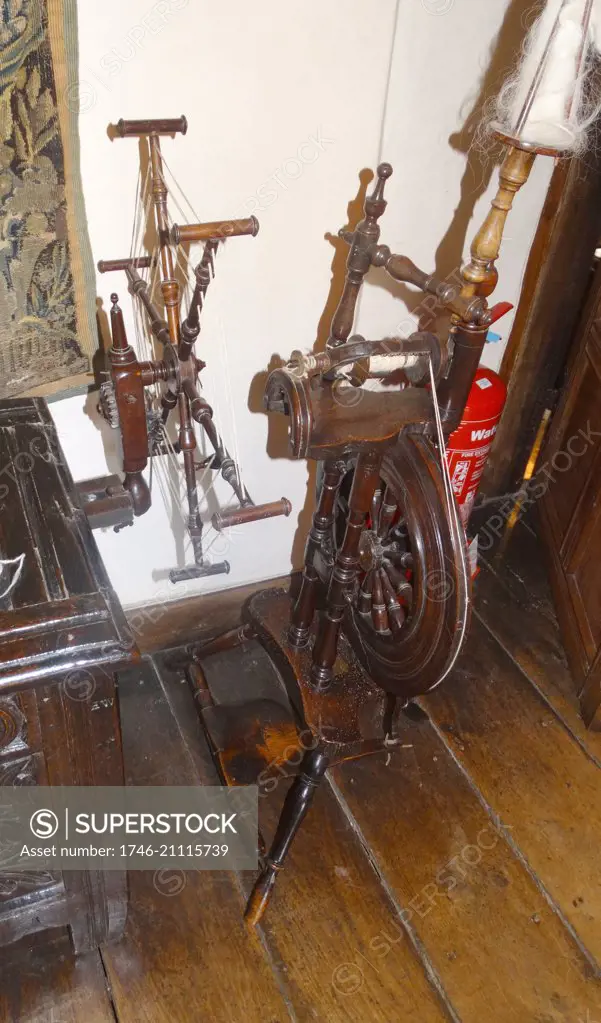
[539,265,601,728]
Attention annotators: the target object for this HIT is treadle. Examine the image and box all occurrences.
[242,587,391,753]
[169,560,230,583]
[196,699,301,788]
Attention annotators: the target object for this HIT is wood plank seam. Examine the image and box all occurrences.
[148,654,298,1022]
[148,654,210,785]
[326,773,460,1023]
[96,950,119,1023]
[474,605,601,771]
[421,709,601,979]
[252,925,299,1023]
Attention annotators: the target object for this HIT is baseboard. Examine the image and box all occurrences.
[125,574,293,654]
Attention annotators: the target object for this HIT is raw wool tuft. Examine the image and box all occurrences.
[495,0,601,153]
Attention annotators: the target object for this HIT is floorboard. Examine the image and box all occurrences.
[100,661,291,1023]
[10,517,601,1023]
[158,644,451,1023]
[0,931,115,1022]
[422,617,601,969]
[332,701,601,1023]
[125,575,290,655]
[474,513,601,762]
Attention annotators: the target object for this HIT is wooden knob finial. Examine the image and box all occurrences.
[367,163,393,217]
[377,162,393,180]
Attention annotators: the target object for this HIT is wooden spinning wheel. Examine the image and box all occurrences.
[90,116,290,582]
[190,143,539,926]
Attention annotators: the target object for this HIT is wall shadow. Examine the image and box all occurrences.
[247,168,373,569]
[360,0,535,340]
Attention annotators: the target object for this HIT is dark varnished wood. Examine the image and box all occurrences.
[0,397,133,953]
[243,589,390,751]
[190,631,601,1021]
[76,474,135,531]
[125,573,291,654]
[0,931,116,1023]
[114,116,187,137]
[190,151,538,921]
[483,147,601,499]
[538,278,601,727]
[170,216,259,244]
[12,534,601,1021]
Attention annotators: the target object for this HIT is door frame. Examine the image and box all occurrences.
[481,147,601,499]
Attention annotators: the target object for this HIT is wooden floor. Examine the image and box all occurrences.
[2,511,601,1022]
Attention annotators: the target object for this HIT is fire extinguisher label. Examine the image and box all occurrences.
[470,425,498,442]
[450,458,470,496]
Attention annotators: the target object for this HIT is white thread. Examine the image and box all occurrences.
[120,146,260,575]
[427,359,470,690]
[0,554,26,601]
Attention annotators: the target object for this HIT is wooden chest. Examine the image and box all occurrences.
[0,397,135,952]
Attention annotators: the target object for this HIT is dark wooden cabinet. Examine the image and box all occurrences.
[0,397,136,951]
[539,266,601,728]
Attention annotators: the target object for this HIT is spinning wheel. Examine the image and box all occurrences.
[189,93,551,925]
[91,116,290,582]
[331,435,469,700]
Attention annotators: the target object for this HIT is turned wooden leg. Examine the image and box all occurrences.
[311,450,382,687]
[289,460,346,647]
[245,745,329,926]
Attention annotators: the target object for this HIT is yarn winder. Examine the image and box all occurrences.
[187,0,601,926]
[90,116,290,582]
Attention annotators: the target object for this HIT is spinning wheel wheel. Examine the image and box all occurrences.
[331,435,470,700]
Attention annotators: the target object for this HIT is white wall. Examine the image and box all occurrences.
[52,0,553,610]
[356,0,554,366]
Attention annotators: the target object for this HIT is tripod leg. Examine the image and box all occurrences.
[289,459,346,647]
[245,745,329,926]
[311,450,382,687]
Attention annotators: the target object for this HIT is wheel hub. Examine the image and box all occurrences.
[358,529,385,572]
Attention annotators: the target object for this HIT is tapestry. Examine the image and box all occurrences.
[0,0,96,398]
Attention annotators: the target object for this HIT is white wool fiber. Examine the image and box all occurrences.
[496,0,601,152]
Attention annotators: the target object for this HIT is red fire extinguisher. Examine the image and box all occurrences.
[446,366,507,529]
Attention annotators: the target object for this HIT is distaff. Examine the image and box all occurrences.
[440,0,601,427]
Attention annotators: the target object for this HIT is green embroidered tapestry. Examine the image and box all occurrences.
[0,0,95,397]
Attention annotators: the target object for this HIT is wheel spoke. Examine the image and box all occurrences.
[371,487,383,530]
[371,571,388,633]
[335,469,415,642]
[378,487,398,539]
[389,522,409,544]
[380,568,406,634]
[384,562,413,607]
[358,570,374,614]
[383,547,413,570]
[337,494,349,517]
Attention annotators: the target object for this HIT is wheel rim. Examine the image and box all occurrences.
[332,434,470,699]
